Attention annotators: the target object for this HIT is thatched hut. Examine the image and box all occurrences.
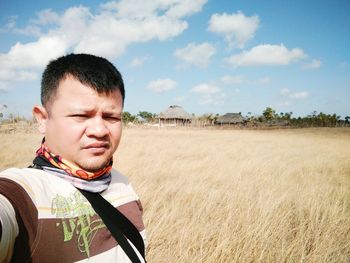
[158,105,192,126]
[215,113,245,125]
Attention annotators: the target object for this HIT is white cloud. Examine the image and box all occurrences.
[101,0,160,17]
[147,78,177,93]
[1,1,207,89]
[198,93,225,105]
[130,56,150,67]
[208,11,259,49]
[0,36,68,70]
[0,82,9,92]
[256,76,270,84]
[2,10,58,37]
[174,96,186,102]
[280,88,291,96]
[220,75,245,85]
[0,69,37,82]
[0,16,17,32]
[130,58,144,67]
[32,9,60,25]
[190,83,225,105]
[220,75,270,85]
[4,3,192,60]
[191,83,220,94]
[174,42,216,68]
[0,67,39,91]
[101,0,207,19]
[289,91,309,99]
[280,88,309,100]
[224,44,307,67]
[166,0,208,18]
[14,25,42,37]
[0,15,42,37]
[278,101,292,107]
[302,59,322,69]
[74,14,188,57]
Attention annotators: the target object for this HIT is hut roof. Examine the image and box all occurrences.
[216,113,245,124]
[158,105,192,120]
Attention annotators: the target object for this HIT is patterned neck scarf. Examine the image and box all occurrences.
[35,139,113,181]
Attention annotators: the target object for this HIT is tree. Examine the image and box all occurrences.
[206,113,219,125]
[198,113,218,126]
[122,111,137,123]
[284,112,293,120]
[262,107,276,121]
[0,104,7,122]
[8,113,15,122]
[345,116,350,124]
[137,111,155,123]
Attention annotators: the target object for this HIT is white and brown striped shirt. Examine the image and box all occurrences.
[0,168,146,263]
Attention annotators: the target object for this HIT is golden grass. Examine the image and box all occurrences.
[1,128,349,262]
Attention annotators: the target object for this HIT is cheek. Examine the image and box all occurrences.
[110,124,122,144]
[55,121,86,142]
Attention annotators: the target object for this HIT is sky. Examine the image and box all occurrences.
[0,0,349,118]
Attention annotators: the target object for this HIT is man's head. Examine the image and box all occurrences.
[33,54,124,172]
[41,53,125,111]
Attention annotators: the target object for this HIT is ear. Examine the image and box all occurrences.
[33,105,48,134]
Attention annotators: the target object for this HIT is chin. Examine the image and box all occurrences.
[78,156,111,172]
[82,166,105,173]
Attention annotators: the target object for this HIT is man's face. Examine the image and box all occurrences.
[36,76,123,172]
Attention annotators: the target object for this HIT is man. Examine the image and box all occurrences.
[0,54,146,263]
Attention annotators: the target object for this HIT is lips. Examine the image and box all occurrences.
[84,142,109,149]
[83,142,110,154]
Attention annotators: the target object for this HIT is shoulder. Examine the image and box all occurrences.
[0,168,38,210]
[0,167,54,187]
[0,167,41,201]
[110,168,131,184]
[0,167,77,210]
[105,169,146,235]
[1,167,74,190]
[0,168,39,254]
[103,168,140,208]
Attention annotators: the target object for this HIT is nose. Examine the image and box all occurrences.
[85,117,109,138]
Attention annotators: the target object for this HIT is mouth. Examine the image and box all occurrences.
[83,142,110,154]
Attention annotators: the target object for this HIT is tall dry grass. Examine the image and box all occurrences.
[1,128,349,262]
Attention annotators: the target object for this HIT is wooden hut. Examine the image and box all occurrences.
[158,105,192,126]
[215,113,245,125]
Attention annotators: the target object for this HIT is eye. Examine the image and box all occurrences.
[105,116,121,122]
[70,114,88,120]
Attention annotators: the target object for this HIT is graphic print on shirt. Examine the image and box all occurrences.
[51,191,106,257]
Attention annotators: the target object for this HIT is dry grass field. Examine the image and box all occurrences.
[1,127,349,262]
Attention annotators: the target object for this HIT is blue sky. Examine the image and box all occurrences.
[0,0,349,118]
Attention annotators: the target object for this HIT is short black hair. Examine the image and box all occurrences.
[41,53,125,108]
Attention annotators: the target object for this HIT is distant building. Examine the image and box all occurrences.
[158,105,192,126]
[215,113,246,125]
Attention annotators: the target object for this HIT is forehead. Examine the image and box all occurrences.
[48,76,122,109]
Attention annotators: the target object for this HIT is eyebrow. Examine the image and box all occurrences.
[103,111,122,117]
[69,108,121,115]
[68,108,95,114]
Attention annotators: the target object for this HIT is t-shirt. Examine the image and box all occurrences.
[0,167,146,263]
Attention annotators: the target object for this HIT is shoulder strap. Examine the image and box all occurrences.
[78,189,146,263]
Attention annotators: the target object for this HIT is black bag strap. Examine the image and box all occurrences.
[78,189,146,263]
